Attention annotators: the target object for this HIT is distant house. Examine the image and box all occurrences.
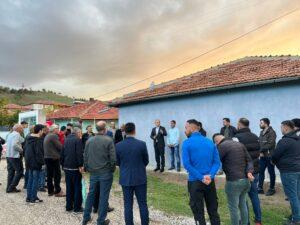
[4,104,31,114]
[47,100,118,130]
[110,56,300,166]
[26,100,70,111]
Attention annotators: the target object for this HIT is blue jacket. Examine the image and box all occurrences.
[182,132,221,181]
[116,137,149,186]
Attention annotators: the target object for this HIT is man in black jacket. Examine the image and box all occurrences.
[258,118,277,196]
[150,119,167,173]
[235,118,262,225]
[114,124,125,144]
[61,127,84,213]
[272,120,300,225]
[220,118,237,138]
[292,118,300,137]
[213,133,253,225]
[82,125,94,149]
[25,124,45,203]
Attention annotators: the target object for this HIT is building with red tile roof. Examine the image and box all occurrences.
[4,103,32,114]
[109,55,300,167]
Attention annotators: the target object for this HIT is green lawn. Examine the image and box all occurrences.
[113,171,290,225]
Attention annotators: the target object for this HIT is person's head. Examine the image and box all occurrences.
[223,118,230,127]
[281,120,295,135]
[60,126,67,134]
[33,124,45,137]
[197,121,203,130]
[260,118,270,129]
[125,122,136,136]
[155,119,160,127]
[21,121,28,129]
[66,123,73,133]
[238,118,250,130]
[29,125,35,134]
[42,126,49,135]
[13,124,23,134]
[292,118,300,130]
[170,120,176,128]
[185,119,199,137]
[86,125,93,133]
[110,122,116,129]
[120,124,125,132]
[73,127,82,139]
[213,133,225,145]
[49,124,59,134]
[96,121,106,134]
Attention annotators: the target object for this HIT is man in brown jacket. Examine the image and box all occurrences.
[44,124,65,197]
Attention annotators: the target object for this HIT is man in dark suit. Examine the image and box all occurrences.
[114,124,126,144]
[150,119,167,172]
[116,122,149,225]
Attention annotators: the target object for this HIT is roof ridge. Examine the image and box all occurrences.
[79,101,101,118]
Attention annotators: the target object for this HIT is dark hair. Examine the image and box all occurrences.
[187,119,199,126]
[197,121,203,128]
[125,122,135,134]
[212,133,222,143]
[292,118,300,128]
[260,118,270,126]
[67,123,73,127]
[60,126,66,132]
[239,118,249,127]
[21,121,28,125]
[171,120,176,124]
[86,125,92,130]
[223,118,230,123]
[34,124,44,134]
[281,120,295,129]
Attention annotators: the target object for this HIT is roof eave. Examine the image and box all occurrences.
[109,75,300,107]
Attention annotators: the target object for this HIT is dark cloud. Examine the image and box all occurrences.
[0,0,297,98]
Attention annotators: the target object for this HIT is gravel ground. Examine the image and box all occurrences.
[0,161,195,225]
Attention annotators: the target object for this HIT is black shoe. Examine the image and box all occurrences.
[177,168,181,172]
[168,167,175,171]
[154,168,160,172]
[257,189,264,194]
[48,192,54,196]
[82,218,91,225]
[35,197,43,203]
[39,188,47,192]
[7,188,21,193]
[74,208,84,214]
[107,206,114,213]
[160,168,164,173]
[100,219,110,225]
[266,189,276,196]
[66,208,74,212]
[93,208,98,214]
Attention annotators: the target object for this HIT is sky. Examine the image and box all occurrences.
[0,0,299,100]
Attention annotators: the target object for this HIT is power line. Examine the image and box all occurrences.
[94,7,300,99]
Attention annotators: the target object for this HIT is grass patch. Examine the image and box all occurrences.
[113,171,290,225]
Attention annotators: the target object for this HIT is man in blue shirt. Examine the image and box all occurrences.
[182,119,221,225]
[167,120,181,172]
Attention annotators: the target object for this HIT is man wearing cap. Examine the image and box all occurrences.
[44,124,65,197]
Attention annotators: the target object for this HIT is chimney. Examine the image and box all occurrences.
[89,98,95,102]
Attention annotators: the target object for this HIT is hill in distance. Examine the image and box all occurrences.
[0,86,77,105]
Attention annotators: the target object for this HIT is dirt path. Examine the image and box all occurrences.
[0,161,195,225]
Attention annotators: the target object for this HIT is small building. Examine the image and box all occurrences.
[47,100,118,131]
[110,56,300,166]
[4,103,31,114]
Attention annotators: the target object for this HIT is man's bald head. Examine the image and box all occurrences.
[213,134,225,145]
[96,121,107,134]
[13,124,23,134]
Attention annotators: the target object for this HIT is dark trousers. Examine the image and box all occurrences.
[122,184,149,225]
[45,158,61,194]
[258,156,276,190]
[188,180,220,225]
[154,144,165,169]
[6,158,23,192]
[65,170,82,211]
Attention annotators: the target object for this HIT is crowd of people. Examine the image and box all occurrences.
[0,116,300,225]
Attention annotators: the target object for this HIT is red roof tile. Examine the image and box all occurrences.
[47,101,118,120]
[110,56,300,106]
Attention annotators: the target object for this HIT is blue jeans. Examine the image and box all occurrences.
[281,172,300,222]
[258,156,276,190]
[83,173,113,225]
[169,145,180,170]
[225,179,250,225]
[38,168,46,189]
[27,170,41,201]
[122,184,149,225]
[247,173,262,223]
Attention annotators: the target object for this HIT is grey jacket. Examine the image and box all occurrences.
[44,133,62,159]
[84,134,116,175]
[259,126,277,157]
